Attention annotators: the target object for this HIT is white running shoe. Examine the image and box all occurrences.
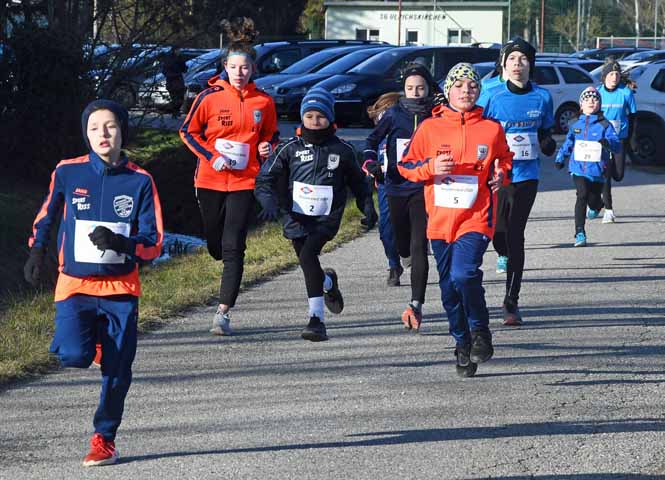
[602,209,616,223]
[210,306,233,335]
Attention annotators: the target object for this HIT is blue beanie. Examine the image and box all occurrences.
[300,87,335,123]
[81,99,129,149]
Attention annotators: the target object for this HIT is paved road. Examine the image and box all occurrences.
[2,147,665,478]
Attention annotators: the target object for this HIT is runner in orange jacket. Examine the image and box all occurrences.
[179,18,279,336]
[398,63,513,377]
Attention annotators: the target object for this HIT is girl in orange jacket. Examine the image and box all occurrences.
[398,63,513,377]
[180,18,279,335]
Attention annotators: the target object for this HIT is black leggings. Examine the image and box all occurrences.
[292,233,330,298]
[574,175,603,233]
[492,179,538,306]
[601,140,628,210]
[196,188,254,307]
[387,190,428,304]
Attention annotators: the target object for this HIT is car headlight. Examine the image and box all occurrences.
[330,83,356,96]
[290,86,308,95]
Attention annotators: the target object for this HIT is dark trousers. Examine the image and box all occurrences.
[432,233,491,347]
[196,188,254,307]
[492,179,538,306]
[377,183,400,269]
[601,140,627,210]
[387,190,428,304]
[574,175,603,233]
[51,294,138,441]
[292,233,329,298]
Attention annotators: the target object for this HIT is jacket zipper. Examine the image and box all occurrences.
[312,143,319,185]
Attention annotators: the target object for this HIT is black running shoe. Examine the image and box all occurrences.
[386,265,403,287]
[470,331,494,364]
[323,268,344,314]
[455,344,477,377]
[301,316,328,342]
[503,301,523,326]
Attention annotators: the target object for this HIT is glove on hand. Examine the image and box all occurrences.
[23,246,45,286]
[364,160,385,183]
[88,226,133,255]
[258,203,280,222]
[540,136,557,157]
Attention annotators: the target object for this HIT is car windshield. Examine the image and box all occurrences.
[281,49,344,74]
[624,51,655,61]
[349,49,415,75]
[317,48,388,74]
[188,50,222,75]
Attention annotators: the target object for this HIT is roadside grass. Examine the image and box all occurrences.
[0,128,368,386]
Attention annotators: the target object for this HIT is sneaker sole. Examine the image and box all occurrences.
[83,454,119,467]
[573,242,587,247]
[301,331,328,342]
[496,268,507,274]
[470,349,493,364]
[602,219,615,224]
[456,362,478,378]
[503,318,523,326]
[210,327,233,336]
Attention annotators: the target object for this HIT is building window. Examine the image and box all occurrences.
[356,28,380,41]
[406,30,419,45]
[448,29,473,45]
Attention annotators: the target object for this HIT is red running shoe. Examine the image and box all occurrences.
[401,305,422,332]
[83,433,118,466]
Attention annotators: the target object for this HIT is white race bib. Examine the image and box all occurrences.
[214,138,250,170]
[74,220,131,264]
[292,181,333,216]
[433,175,479,209]
[506,132,540,161]
[609,119,621,134]
[395,138,410,163]
[574,140,602,162]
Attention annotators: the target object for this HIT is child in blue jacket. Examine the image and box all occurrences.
[555,87,621,247]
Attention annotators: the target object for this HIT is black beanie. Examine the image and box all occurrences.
[601,60,622,84]
[502,37,536,78]
[402,63,441,95]
[81,99,129,149]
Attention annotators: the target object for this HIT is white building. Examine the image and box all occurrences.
[324,0,508,47]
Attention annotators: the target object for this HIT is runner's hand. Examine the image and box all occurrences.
[23,246,45,286]
[363,160,384,183]
[488,159,504,193]
[258,204,279,221]
[89,226,133,254]
[433,153,454,175]
[258,142,272,158]
[212,156,228,171]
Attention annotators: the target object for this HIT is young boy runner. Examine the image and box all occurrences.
[589,59,637,223]
[23,99,163,466]
[255,87,374,342]
[398,63,513,377]
[476,37,556,326]
[555,87,621,246]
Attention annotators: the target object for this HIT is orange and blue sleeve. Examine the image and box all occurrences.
[130,175,164,262]
[397,125,434,182]
[29,167,64,249]
[180,90,216,163]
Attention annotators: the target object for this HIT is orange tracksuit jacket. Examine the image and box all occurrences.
[180,76,279,192]
[398,105,513,243]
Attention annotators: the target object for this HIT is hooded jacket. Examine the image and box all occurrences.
[180,76,279,192]
[397,105,513,243]
[28,152,164,301]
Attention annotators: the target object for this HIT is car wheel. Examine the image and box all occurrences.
[555,103,579,134]
[112,85,137,110]
[629,120,665,166]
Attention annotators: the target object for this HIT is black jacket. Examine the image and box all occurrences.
[255,133,368,240]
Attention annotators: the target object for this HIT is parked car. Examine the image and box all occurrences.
[314,45,500,125]
[271,46,393,118]
[622,61,665,165]
[571,47,652,61]
[183,40,388,109]
[620,49,665,68]
[474,60,595,133]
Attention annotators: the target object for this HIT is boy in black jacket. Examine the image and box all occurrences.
[255,87,374,341]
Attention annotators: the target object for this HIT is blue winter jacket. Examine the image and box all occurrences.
[555,113,621,182]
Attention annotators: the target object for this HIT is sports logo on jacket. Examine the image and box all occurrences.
[295,149,313,162]
[113,195,134,218]
[327,154,340,170]
[253,109,262,124]
[477,144,488,161]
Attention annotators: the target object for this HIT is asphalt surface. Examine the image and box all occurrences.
[1,126,665,479]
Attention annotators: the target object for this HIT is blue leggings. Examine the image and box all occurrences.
[51,294,138,441]
[432,232,491,347]
[377,183,400,269]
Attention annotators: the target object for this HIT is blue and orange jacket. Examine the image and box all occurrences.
[398,105,513,243]
[28,152,164,301]
[555,113,621,182]
[180,76,279,192]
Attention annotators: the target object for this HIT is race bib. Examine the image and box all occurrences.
[74,220,130,264]
[609,119,621,134]
[380,144,387,172]
[395,138,410,163]
[214,138,250,170]
[574,140,602,162]
[433,175,479,209]
[506,132,540,161]
[292,181,333,216]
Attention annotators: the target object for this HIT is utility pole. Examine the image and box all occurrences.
[655,0,659,48]
[576,0,581,51]
[397,0,402,46]
[540,0,545,52]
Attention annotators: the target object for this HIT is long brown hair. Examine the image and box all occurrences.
[221,17,259,61]
[367,92,401,123]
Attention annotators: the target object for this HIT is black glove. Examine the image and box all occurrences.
[433,92,447,108]
[24,246,45,286]
[554,161,565,170]
[258,203,280,222]
[540,136,557,157]
[88,226,133,255]
[364,160,385,183]
[362,198,378,230]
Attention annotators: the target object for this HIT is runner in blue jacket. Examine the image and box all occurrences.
[477,37,556,326]
[555,86,621,247]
